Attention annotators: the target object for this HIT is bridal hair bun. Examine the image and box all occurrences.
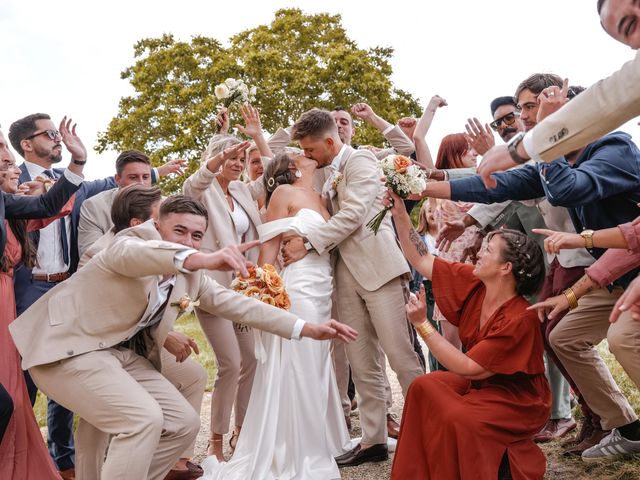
[263,152,297,201]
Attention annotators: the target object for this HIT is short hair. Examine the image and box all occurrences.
[159,194,209,226]
[291,109,338,141]
[115,150,151,176]
[487,229,545,296]
[435,133,469,170]
[8,113,51,157]
[490,96,516,117]
[201,134,240,165]
[567,85,586,99]
[110,185,162,233]
[514,73,563,101]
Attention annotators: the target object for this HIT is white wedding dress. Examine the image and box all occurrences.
[202,208,352,480]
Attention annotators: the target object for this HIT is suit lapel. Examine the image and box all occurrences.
[229,182,261,228]
[19,163,32,183]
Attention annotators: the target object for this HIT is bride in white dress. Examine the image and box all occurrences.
[202,150,352,479]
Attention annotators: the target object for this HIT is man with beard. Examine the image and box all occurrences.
[8,113,118,479]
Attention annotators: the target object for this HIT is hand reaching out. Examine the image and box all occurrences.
[398,117,417,139]
[215,109,230,134]
[527,294,569,322]
[436,220,466,252]
[610,275,640,322]
[406,285,428,326]
[464,117,495,156]
[537,78,569,123]
[59,116,87,162]
[157,158,188,177]
[235,104,263,139]
[531,228,584,254]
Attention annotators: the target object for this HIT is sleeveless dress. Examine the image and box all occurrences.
[202,209,351,479]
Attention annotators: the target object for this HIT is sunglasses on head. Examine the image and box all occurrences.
[489,112,520,131]
[25,129,61,141]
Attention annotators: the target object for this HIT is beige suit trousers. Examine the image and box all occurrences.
[30,348,200,480]
[197,310,256,434]
[335,258,423,444]
[549,287,637,430]
[608,309,640,391]
[75,348,208,479]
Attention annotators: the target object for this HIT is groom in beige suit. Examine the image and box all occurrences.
[10,195,356,480]
[283,109,424,467]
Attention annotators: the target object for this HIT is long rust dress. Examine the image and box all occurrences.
[392,258,551,480]
[0,204,72,479]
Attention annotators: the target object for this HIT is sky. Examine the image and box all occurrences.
[1,0,637,180]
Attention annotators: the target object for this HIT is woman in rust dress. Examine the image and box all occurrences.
[386,189,551,479]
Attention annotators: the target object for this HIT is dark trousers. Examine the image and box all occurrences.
[0,383,13,443]
[15,277,75,471]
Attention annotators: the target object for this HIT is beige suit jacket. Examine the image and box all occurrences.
[306,146,410,291]
[531,50,640,161]
[77,188,119,258]
[9,221,297,371]
[78,229,115,269]
[182,164,262,287]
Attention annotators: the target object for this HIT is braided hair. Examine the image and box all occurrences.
[262,151,297,204]
[487,229,545,297]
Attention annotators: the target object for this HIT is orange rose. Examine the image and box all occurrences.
[393,155,412,174]
[245,286,261,298]
[260,294,276,306]
[275,292,291,310]
[264,270,285,294]
[262,264,277,274]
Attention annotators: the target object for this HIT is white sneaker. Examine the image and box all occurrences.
[581,428,640,462]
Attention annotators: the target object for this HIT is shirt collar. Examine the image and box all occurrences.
[330,144,348,171]
[24,161,48,179]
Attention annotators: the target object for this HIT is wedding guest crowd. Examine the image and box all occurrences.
[2,2,640,480]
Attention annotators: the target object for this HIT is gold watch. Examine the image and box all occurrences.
[581,229,595,249]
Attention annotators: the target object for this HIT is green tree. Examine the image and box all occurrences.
[97,8,422,193]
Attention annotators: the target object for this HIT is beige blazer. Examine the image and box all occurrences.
[531,50,640,162]
[77,188,118,258]
[78,229,115,269]
[374,125,415,159]
[306,146,410,291]
[9,221,297,371]
[182,164,262,287]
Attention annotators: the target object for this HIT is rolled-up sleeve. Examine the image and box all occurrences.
[585,248,640,287]
[618,220,640,252]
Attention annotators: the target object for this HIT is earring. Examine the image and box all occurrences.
[294,169,302,178]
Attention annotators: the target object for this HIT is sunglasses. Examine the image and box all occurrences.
[25,129,61,141]
[489,112,520,131]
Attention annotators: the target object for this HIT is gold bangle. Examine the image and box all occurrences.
[563,288,579,310]
[415,321,435,341]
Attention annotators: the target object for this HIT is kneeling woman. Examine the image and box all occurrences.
[386,191,551,480]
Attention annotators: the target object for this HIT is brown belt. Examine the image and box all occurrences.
[32,272,71,283]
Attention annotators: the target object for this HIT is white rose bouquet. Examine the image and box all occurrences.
[366,154,427,234]
[214,77,257,111]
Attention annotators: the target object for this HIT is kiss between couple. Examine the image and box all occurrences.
[202,109,424,479]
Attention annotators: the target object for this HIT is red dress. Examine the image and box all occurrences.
[392,259,551,480]
[0,204,72,479]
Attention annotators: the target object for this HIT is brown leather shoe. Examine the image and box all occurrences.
[164,461,203,480]
[345,415,352,430]
[533,418,577,443]
[563,428,611,456]
[335,443,389,467]
[387,413,400,439]
[58,468,75,480]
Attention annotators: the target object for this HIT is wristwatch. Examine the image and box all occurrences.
[302,237,315,253]
[72,158,87,165]
[581,229,595,249]
[507,132,528,164]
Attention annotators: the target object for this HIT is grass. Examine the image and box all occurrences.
[34,316,640,479]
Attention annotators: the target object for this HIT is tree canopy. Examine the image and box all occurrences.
[97,8,422,193]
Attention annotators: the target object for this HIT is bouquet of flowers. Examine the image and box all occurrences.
[230,264,291,310]
[366,154,427,234]
[214,78,257,111]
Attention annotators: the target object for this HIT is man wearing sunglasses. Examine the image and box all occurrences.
[8,113,120,480]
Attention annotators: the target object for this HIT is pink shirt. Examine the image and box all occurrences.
[586,220,640,287]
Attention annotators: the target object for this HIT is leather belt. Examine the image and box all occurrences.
[32,272,71,283]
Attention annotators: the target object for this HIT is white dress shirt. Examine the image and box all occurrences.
[24,161,83,275]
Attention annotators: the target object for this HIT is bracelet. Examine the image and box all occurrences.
[415,321,436,341]
[563,288,579,310]
[72,158,87,165]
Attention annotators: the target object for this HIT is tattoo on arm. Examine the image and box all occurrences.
[575,274,598,297]
[409,228,429,256]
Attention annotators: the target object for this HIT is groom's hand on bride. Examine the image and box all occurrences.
[184,240,260,277]
[301,320,358,343]
[281,236,307,266]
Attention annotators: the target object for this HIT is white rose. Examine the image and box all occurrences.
[249,86,257,96]
[215,84,230,99]
[225,78,238,89]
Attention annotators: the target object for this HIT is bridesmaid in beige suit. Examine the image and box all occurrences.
[182,105,272,461]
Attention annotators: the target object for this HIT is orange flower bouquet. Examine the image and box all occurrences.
[230,264,291,310]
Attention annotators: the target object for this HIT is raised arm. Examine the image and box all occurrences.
[235,104,273,159]
[385,190,435,279]
[413,95,447,169]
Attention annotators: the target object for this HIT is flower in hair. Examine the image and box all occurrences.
[518,269,525,275]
